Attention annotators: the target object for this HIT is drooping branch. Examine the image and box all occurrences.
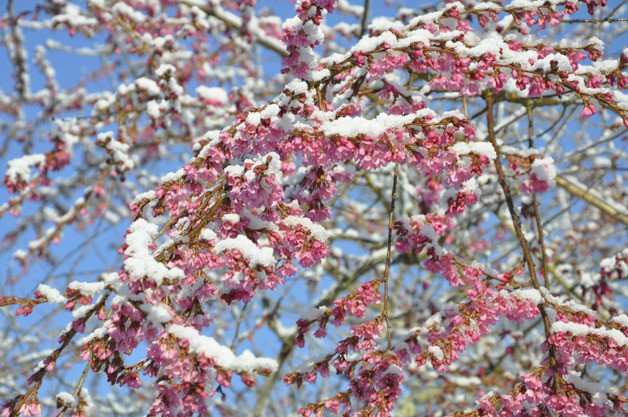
[555,175,628,226]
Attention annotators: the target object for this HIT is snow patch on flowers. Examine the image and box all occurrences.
[37,284,67,304]
[283,215,329,242]
[213,235,275,267]
[124,219,185,285]
[167,324,278,373]
[551,321,628,347]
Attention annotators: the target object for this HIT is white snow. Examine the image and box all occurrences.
[142,303,172,325]
[609,317,628,334]
[473,2,500,11]
[200,228,217,241]
[260,104,280,119]
[300,305,328,321]
[509,288,543,305]
[246,112,261,126]
[134,77,161,95]
[213,235,275,268]
[112,2,145,23]
[420,224,437,243]
[155,64,176,78]
[160,168,186,183]
[451,141,497,160]
[530,157,556,186]
[167,324,278,373]
[224,165,245,177]
[102,272,119,285]
[560,175,627,216]
[563,371,612,408]
[56,392,76,408]
[423,313,443,328]
[221,213,241,223]
[6,154,45,184]
[68,281,105,296]
[447,374,481,386]
[460,178,479,195]
[551,321,628,347]
[72,305,92,320]
[539,288,599,319]
[13,249,28,261]
[321,111,432,138]
[147,100,164,119]
[428,345,445,361]
[263,152,282,178]
[98,132,135,171]
[243,211,279,231]
[124,219,185,285]
[283,216,328,242]
[37,284,67,304]
[78,324,108,345]
[197,86,228,104]
[285,79,309,95]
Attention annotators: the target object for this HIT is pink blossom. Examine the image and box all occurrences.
[19,400,42,417]
[581,101,597,118]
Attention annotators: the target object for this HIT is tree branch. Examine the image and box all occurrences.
[555,175,628,226]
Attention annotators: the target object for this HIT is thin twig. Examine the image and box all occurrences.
[72,304,114,402]
[360,0,371,37]
[484,91,562,391]
[251,255,381,417]
[562,17,628,23]
[381,162,399,350]
[526,102,550,289]
[229,301,249,350]
[180,0,288,58]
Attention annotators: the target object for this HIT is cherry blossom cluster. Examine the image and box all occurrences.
[285,280,406,416]
[282,0,338,78]
[338,1,627,124]
[583,249,628,312]
[3,120,76,194]
[465,369,623,417]
[2,0,627,416]
[502,151,557,195]
[1,0,276,270]
[455,304,628,416]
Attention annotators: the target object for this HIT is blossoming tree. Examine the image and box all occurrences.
[1,0,627,416]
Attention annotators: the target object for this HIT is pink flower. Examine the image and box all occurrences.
[19,400,43,417]
[521,174,549,194]
[581,101,597,118]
